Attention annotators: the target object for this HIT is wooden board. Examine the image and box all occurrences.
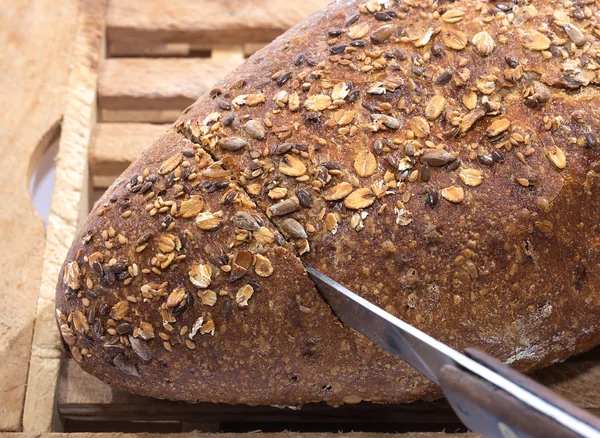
[89,123,170,187]
[21,0,108,433]
[1,433,479,438]
[0,0,78,431]
[106,0,330,56]
[55,350,600,432]
[99,56,242,123]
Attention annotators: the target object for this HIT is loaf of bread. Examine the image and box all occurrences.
[56,0,600,405]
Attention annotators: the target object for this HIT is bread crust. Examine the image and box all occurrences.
[57,0,600,405]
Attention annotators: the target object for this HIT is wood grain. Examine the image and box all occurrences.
[57,359,465,428]
[99,57,242,122]
[90,123,170,187]
[21,0,108,432]
[0,432,480,438]
[106,0,329,56]
[57,355,600,423]
[0,0,78,431]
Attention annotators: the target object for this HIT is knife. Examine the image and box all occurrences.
[305,264,600,438]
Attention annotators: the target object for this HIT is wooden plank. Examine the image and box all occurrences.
[98,57,242,122]
[57,359,464,430]
[21,0,108,433]
[107,42,264,58]
[106,0,330,56]
[56,351,600,428]
[0,0,79,431]
[0,432,480,438]
[89,123,170,187]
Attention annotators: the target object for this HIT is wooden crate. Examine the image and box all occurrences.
[2,0,600,436]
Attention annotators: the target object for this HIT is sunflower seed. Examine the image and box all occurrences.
[564,23,585,46]
[420,149,456,166]
[371,25,393,44]
[233,211,260,231]
[268,198,300,216]
[281,218,308,239]
[243,120,266,140]
[219,137,248,151]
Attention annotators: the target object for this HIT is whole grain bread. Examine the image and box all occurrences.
[56,0,600,405]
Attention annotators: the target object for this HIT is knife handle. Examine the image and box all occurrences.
[439,363,583,438]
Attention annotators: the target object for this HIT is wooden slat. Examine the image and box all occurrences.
[0,432,480,438]
[106,0,329,56]
[98,56,242,122]
[56,352,600,430]
[0,0,78,431]
[107,41,266,58]
[89,123,170,187]
[57,359,465,430]
[21,0,107,432]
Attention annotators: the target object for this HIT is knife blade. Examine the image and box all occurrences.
[305,264,600,438]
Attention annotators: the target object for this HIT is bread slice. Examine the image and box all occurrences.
[57,0,600,404]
